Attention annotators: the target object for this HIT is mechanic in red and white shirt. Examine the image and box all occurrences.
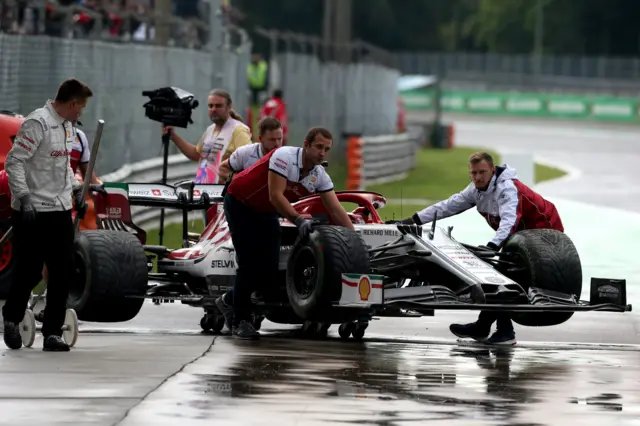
[216,127,355,339]
[218,116,284,184]
[70,122,103,186]
[390,151,564,346]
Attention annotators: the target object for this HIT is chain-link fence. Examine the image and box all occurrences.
[0,32,251,176]
[397,52,640,96]
[256,28,400,165]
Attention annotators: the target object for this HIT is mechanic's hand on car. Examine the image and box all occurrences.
[19,195,36,223]
[90,183,107,195]
[385,217,415,225]
[478,242,499,252]
[294,216,317,240]
[73,190,88,219]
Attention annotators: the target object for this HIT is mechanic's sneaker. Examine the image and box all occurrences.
[215,296,234,332]
[233,320,260,340]
[43,335,70,352]
[4,321,22,349]
[486,330,516,345]
[449,322,490,342]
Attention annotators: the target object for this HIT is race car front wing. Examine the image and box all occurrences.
[338,273,632,314]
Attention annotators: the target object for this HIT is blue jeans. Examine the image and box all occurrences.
[223,194,281,324]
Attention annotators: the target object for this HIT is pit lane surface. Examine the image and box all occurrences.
[2,115,640,425]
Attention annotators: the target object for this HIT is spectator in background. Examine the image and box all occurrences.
[260,89,289,146]
[247,53,268,107]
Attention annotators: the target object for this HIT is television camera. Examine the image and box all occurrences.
[142,87,200,244]
[142,87,199,129]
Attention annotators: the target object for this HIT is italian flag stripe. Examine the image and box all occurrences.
[341,273,385,288]
[342,276,359,287]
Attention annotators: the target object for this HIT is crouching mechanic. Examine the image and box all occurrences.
[2,78,93,352]
[218,116,284,184]
[217,127,355,339]
[389,152,564,345]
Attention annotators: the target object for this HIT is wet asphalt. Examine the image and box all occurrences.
[1,116,639,425]
[119,335,640,426]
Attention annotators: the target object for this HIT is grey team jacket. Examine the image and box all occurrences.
[5,100,81,212]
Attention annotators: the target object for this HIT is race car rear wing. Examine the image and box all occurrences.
[101,182,225,210]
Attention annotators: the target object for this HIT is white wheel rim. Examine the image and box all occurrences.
[63,309,78,347]
[20,309,35,348]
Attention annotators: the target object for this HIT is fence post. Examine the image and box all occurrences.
[447,123,455,149]
[345,133,363,190]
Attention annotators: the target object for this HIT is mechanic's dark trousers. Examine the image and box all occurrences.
[2,209,74,338]
[476,311,514,333]
[223,194,280,324]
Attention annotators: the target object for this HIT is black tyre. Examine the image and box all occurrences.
[502,229,582,327]
[286,225,370,320]
[0,221,15,299]
[68,230,148,322]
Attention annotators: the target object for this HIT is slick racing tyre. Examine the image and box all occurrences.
[501,229,582,327]
[68,230,148,322]
[286,225,370,320]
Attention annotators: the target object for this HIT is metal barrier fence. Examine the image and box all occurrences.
[345,132,422,191]
[0,32,251,176]
[256,29,401,163]
[397,51,640,96]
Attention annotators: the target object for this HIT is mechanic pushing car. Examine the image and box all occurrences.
[218,116,284,184]
[389,151,564,345]
[164,88,252,185]
[2,78,93,352]
[216,127,356,339]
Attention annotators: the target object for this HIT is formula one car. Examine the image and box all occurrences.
[66,179,632,339]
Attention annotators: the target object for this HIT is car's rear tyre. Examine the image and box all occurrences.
[502,229,582,327]
[286,225,370,320]
[68,230,148,322]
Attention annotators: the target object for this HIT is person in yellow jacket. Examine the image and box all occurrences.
[247,54,268,107]
[164,89,252,185]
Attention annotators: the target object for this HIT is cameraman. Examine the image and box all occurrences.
[164,89,252,185]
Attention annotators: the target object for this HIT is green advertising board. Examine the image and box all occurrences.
[399,88,640,124]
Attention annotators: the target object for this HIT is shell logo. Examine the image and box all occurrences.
[311,176,316,183]
[358,276,371,301]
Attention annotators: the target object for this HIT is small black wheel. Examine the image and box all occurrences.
[352,322,368,340]
[301,320,316,336]
[210,315,225,333]
[338,322,353,340]
[252,314,265,331]
[316,322,330,338]
[200,315,212,332]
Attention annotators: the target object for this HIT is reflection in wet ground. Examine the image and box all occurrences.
[123,336,640,426]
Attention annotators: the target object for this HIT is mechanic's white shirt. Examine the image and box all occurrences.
[5,100,80,212]
[227,146,334,213]
[268,146,334,196]
[227,142,264,172]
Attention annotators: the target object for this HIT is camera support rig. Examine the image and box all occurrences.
[142,87,199,245]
